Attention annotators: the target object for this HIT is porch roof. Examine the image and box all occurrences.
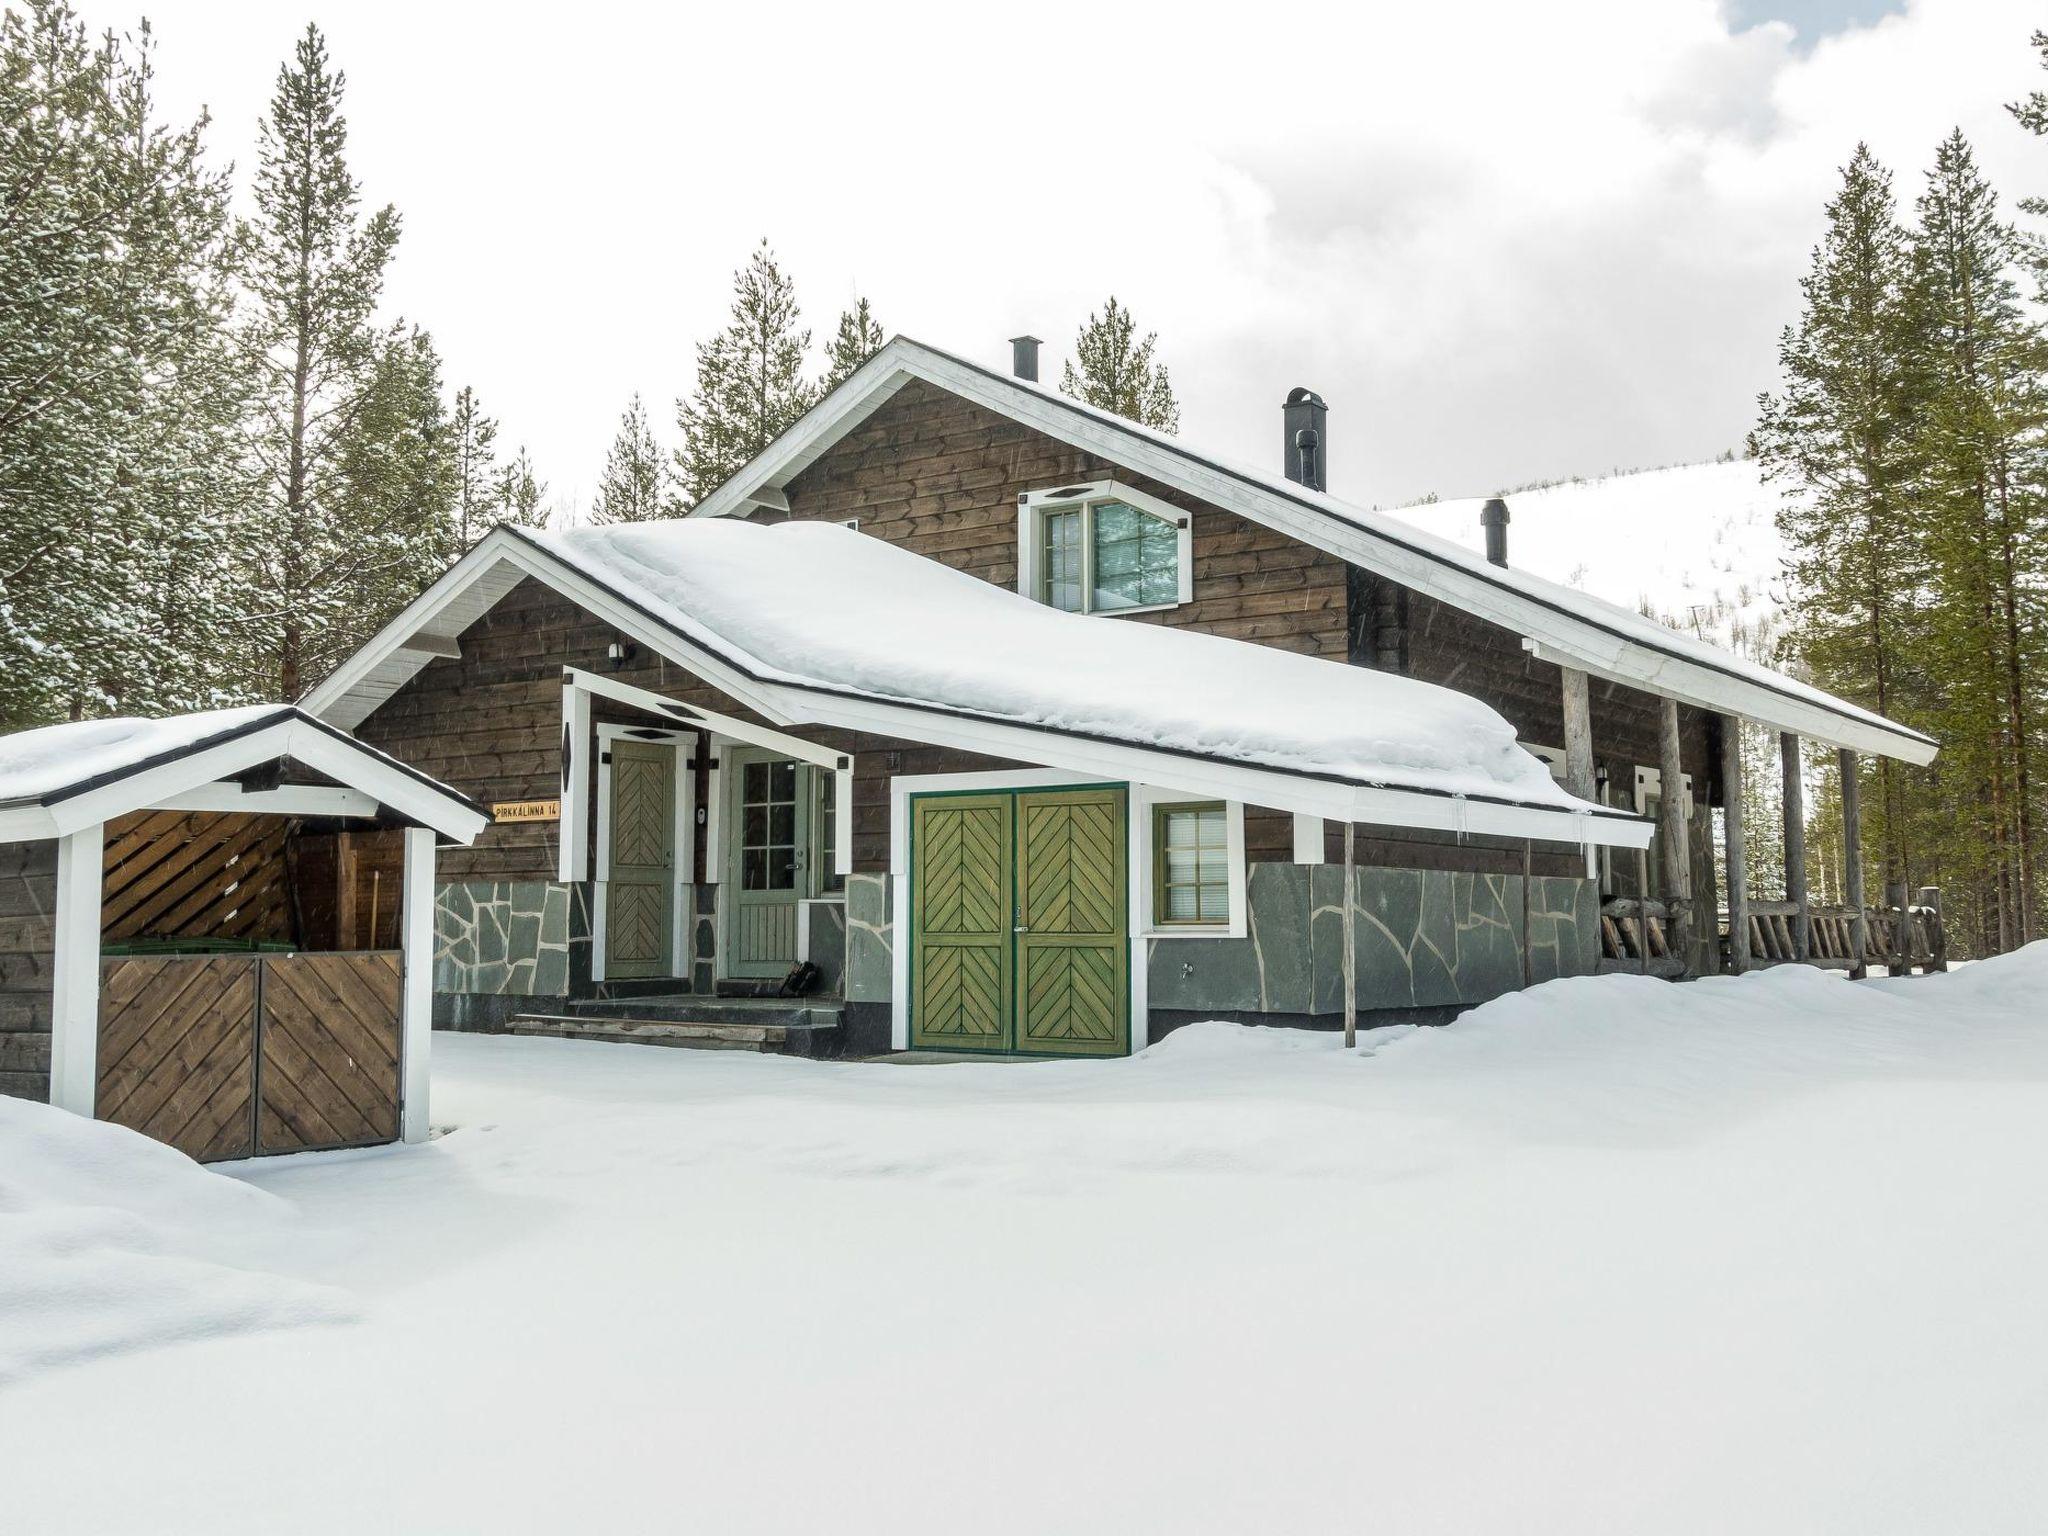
[0,705,490,844]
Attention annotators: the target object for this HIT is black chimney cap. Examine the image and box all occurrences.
[1010,335,1042,383]
[1480,497,1510,566]
[1284,386,1327,409]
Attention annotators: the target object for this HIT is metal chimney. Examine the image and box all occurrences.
[1282,388,1327,491]
[1010,335,1042,383]
[1480,497,1510,566]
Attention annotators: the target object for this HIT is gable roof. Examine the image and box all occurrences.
[0,705,491,843]
[302,521,1654,848]
[685,337,1935,767]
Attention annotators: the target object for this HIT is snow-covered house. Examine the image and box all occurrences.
[301,337,1936,1056]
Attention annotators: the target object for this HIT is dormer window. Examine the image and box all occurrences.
[1017,480,1193,616]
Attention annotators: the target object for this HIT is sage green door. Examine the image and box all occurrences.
[909,786,1128,1056]
[910,793,1013,1051]
[725,750,808,979]
[607,739,675,979]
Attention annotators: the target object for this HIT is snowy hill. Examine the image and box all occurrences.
[1388,458,1791,664]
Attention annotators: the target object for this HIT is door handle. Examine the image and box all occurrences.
[1013,924,1030,934]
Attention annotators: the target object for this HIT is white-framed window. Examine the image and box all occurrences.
[1133,786,1246,938]
[1016,480,1194,616]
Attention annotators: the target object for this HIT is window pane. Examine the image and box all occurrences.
[744,761,768,800]
[1043,509,1084,612]
[1157,806,1227,925]
[765,846,795,890]
[769,804,795,844]
[743,849,768,890]
[1165,883,1200,922]
[1198,883,1229,922]
[769,761,796,801]
[1091,500,1178,611]
[743,805,767,846]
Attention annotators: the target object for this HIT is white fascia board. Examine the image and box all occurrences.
[277,723,490,844]
[0,805,58,842]
[770,682,1651,849]
[46,721,301,836]
[1521,639,1937,766]
[567,667,844,771]
[149,784,382,818]
[301,530,523,724]
[690,353,919,519]
[844,344,1935,768]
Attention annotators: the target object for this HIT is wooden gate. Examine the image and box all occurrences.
[96,952,403,1163]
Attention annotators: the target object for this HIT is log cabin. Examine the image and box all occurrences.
[299,336,1939,1057]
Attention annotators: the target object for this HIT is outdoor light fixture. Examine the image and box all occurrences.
[606,640,636,669]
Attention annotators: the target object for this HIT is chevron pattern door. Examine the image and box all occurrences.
[607,739,675,979]
[909,786,1128,1056]
[1014,788,1129,1056]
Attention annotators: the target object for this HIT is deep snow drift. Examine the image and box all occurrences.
[4,950,2047,1533]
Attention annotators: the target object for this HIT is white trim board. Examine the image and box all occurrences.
[687,337,1934,766]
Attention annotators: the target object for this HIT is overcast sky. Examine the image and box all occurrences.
[116,0,2048,514]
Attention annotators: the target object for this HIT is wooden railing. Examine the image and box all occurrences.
[1597,897,1688,978]
[1599,893,1948,976]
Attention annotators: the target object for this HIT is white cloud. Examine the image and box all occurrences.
[128,0,2048,512]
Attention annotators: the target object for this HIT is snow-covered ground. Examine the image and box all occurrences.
[6,951,2048,1534]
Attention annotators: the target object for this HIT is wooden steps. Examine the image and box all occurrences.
[504,1011,837,1055]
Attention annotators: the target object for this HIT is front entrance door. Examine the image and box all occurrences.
[910,785,1128,1056]
[606,738,676,979]
[726,749,809,979]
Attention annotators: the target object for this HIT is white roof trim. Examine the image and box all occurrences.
[303,528,1652,850]
[689,337,1935,766]
[0,708,489,844]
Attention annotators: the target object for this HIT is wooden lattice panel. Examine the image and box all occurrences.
[100,810,291,944]
[256,952,402,1155]
[96,955,260,1162]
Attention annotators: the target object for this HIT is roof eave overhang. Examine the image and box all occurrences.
[687,338,1935,766]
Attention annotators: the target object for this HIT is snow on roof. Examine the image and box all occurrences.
[1385,459,1788,665]
[0,705,290,808]
[533,518,1611,816]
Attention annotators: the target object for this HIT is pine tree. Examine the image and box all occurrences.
[673,239,815,508]
[1751,144,1928,908]
[234,23,405,700]
[448,384,502,555]
[592,394,672,524]
[496,446,548,530]
[1906,131,2047,949]
[822,296,884,390]
[0,3,244,726]
[1060,297,1180,434]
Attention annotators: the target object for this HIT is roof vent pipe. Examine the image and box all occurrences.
[1480,497,1510,566]
[1010,335,1041,383]
[1282,388,1328,491]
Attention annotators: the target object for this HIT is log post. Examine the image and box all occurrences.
[1659,699,1694,972]
[1887,880,1910,976]
[1781,732,1810,962]
[1561,667,1596,801]
[1721,714,1749,973]
[1520,839,1534,988]
[1636,846,1651,973]
[1838,747,1867,979]
[1919,885,1947,972]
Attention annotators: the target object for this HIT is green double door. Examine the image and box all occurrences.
[910,786,1129,1056]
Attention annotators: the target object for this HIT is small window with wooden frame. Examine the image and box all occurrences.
[1152,801,1230,926]
[1016,480,1194,616]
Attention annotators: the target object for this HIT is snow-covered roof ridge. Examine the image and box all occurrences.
[683,337,1932,765]
[530,518,1625,821]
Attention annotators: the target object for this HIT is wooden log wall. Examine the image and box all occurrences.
[100,809,291,944]
[0,839,56,1100]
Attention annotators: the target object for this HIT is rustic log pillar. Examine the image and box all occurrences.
[1919,886,1947,972]
[1561,667,1596,801]
[1520,840,1534,988]
[1721,714,1749,973]
[1658,699,1694,971]
[1838,747,1867,979]
[1342,820,1357,1048]
[1782,732,1810,962]
[1888,880,1910,976]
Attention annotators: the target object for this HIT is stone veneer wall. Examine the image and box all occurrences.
[844,874,894,1003]
[1148,863,1599,1017]
[434,880,590,998]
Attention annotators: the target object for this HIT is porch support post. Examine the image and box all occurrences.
[1781,732,1810,962]
[1561,666,1596,801]
[1839,747,1867,979]
[1291,814,1325,864]
[1721,714,1749,973]
[1342,820,1357,1049]
[399,826,436,1145]
[48,824,104,1118]
[1519,840,1534,988]
[559,678,592,883]
[1658,698,1693,973]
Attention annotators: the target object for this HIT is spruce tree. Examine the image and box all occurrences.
[673,239,814,508]
[592,394,672,524]
[496,446,548,530]
[1751,144,1927,906]
[1060,297,1180,434]
[0,4,243,726]
[1906,131,2046,948]
[822,296,884,390]
[449,384,501,555]
[234,23,404,699]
